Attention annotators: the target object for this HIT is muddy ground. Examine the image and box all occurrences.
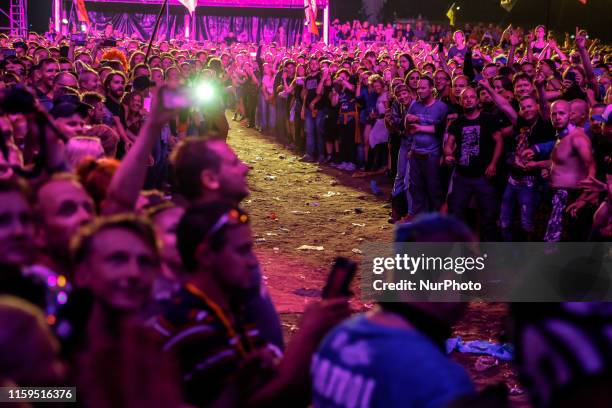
[227,119,531,407]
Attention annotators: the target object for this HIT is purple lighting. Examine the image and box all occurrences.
[84,0,328,8]
[57,292,68,305]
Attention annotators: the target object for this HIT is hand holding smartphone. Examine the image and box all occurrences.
[322,257,357,299]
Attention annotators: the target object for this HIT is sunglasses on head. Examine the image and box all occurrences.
[206,209,249,240]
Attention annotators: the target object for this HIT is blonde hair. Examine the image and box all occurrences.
[85,125,119,158]
[65,136,105,170]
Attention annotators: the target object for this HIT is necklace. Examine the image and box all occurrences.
[185,283,251,358]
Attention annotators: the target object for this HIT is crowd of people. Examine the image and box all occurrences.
[0,14,611,408]
[329,19,508,46]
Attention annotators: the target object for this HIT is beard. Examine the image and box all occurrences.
[111,89,124,100]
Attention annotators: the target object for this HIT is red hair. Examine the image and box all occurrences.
[101,48,128,72]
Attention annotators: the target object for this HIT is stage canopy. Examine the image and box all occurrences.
[83,0,327,9]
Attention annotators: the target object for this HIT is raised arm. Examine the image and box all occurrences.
[101,89,176,215]
[575,28,598,99]
[479,79,518,126]
[535,72,551,119]
[498,24,512,49]
[525,32,535,63]
[506,30,521,68]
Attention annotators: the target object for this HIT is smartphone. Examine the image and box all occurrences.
[566,71,577,84]
[322,257,357,299]
[438,42,444,53]
[1,48,16,58]
[102,38,117,47]
[161,88,193,110]
[59,45,69,58]
[249,52,257,57]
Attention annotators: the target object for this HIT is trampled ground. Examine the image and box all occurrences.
[227,119,530,407]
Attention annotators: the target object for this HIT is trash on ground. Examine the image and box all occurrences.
[293,288,322,297]
[297,245,325,251]
[446,337,514,361]
[474,356,499,372]
[323,191,341,197]
[508,385,524,395]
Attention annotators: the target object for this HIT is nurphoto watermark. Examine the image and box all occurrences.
[361,243,612,302]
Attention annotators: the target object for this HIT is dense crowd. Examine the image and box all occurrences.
[329,19,508,46]
[0,16,611,408]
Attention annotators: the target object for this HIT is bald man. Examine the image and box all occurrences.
[569,99,589,129]
[523,100,595,241]
[37,175,95,267]
[52,72,79,97]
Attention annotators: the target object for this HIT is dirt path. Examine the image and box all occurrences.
[228,124,394,312]
[227,120,531,407]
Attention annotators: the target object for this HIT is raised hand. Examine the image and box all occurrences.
[509,30,521,47]
[478,78,493,91]
[575,27,586,49]
[534,71,547,88]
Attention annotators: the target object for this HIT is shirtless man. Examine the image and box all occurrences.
[523,100,596,241]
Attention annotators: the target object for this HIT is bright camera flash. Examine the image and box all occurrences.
[194,82,214,102]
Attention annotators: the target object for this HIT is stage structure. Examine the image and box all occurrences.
[54,0,330,45]
[0,0,28,37]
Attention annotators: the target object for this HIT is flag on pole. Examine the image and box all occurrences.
[500,0,518,12]
[178,0,198,14]
[305,0,319,36]
[75,0,90,24]
[446,3,456,27]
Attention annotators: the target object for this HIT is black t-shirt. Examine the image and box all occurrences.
[304,73,321,108]
[338,88,357,113]
[318,84,332,110]
[104,97,127,127]
[447,112,501,177]
[293,81,304,108]
[482,105,512,129]
[273,71,284,96]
